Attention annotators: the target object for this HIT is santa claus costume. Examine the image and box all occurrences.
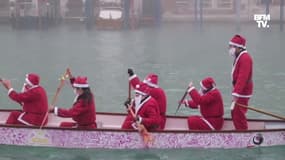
[129,71,167,129]
[6,73,49,126]
[229,34,253,130]
[54,76,97,129]
[183,77,224,130]
[122,83,160,131]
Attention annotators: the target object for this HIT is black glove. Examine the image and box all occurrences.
[124,98,131,108]
[127,68,134,76]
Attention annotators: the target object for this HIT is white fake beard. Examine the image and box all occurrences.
[199,88,205,95]
[134,95,142,108]
[229,47,236,57]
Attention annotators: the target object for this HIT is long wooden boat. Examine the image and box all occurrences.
[0,109,284,149]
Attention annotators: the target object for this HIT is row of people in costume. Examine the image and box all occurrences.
[0,34,253,131]
[122,34,253,131]
[1,69,97,129]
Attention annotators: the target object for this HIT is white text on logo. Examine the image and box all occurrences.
[254,14,270,28]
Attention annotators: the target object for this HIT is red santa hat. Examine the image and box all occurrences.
[200,77,216,90]
[25,73,40,86]
[143,73,158,88]
[73,76,89,88]
[229,34,246,49]
[134,83,149,96]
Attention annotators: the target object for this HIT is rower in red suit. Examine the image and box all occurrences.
[127,68,167,129]
[52,69,97,129]
[1,73,48,126]
[180,77,224,130]
[122,83,160,131]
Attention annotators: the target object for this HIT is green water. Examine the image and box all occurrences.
[0,23,285,159]
[0,145,284,160]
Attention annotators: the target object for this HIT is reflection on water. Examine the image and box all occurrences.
[0,145,285,160]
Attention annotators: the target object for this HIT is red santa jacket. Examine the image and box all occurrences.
[186,88,224,119]
[232,50,253,98]
[122,96,160,131]
[129,75,167,128]
[55,95,96,127]
[8,86,48,126]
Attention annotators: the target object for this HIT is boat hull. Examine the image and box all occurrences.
[0,125,284,149]
[0,110,285,149]
[0,126,285,149]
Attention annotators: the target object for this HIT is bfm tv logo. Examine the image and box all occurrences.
[254,14,270,28]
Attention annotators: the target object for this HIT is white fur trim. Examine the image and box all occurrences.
[229,41,246,49]
[199,81,207,90]
[25,77,34,86]
[8,88,14,95]
[17,112,34,126]
[131,122,138,130]
[73,83,89,88]
[143,79,158,88]
[30,85,39,89]
[135,96,151,114]
[231,50,247,79]
[231,50,252,98]
[54,107,59,116]
[134,90,147,96]
[201,117,215,130]
[232,92,252,98]
[129,74,137,81]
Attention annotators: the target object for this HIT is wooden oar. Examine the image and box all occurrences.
[237,103,285,121]
[175,86,190,115]
[128,82,153,145]
[128,106,154,145]
[128,83,131,102]
[39,73,68,129]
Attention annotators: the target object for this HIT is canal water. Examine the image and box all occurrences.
[0,23,284,159]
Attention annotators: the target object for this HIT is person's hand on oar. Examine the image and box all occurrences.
[178,99,189,107]
[126,103,154,145]
[122,75,156,146]
[124,98,131,112]
[65,68,73,79]
[127,68,134,77]
[175,82,192,115]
